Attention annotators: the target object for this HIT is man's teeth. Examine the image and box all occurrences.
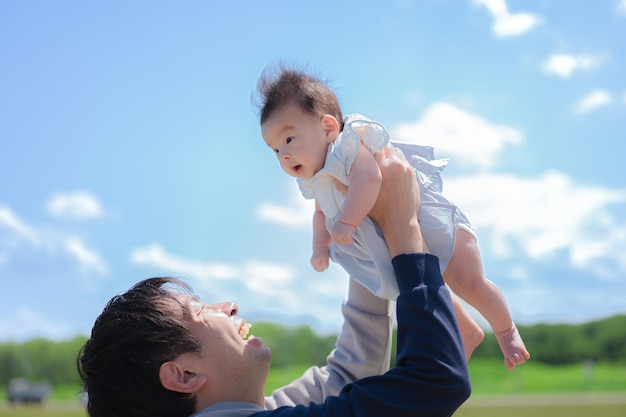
[240,323,252,339]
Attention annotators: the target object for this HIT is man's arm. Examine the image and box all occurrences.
[264,279,392,409]
[256,254,471,417]
[335,253,471,417]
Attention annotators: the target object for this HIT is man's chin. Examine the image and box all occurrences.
[246,336,272,360]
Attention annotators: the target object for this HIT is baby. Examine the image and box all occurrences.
[256,66,530,370]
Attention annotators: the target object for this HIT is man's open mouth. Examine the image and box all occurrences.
[239,322,252,339]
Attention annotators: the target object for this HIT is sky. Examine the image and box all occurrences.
[1,0,625,342]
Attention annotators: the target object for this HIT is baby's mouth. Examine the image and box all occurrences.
[293,164,302,174]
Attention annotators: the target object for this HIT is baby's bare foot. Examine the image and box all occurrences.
[495,323,530,370]
[461,324,485,361]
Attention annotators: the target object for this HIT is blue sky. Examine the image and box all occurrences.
[1,0,625,341]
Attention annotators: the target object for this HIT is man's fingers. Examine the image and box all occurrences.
[373,146,389,165]
[370,144,424,256]
[391,146,409,163]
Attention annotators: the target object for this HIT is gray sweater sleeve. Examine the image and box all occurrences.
[264,279,392,409]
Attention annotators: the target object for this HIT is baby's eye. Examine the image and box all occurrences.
[286,137,293,144]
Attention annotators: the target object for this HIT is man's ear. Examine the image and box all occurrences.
[159,361,209,394]
[321,114,340,139]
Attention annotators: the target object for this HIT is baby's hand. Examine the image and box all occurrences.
[310,249,330,272]
[331,222,356,245]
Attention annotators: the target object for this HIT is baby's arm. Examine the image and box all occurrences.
[311,200,331,272]
[331,144,382,245]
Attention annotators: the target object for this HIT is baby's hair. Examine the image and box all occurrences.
[254,63,343,127]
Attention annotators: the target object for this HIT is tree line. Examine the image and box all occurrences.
[1,314,624,388]
[470,314,626,365]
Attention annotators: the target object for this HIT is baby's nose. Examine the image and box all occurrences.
[278,148,290,160]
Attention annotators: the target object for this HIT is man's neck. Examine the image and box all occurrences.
[192,401,265,416]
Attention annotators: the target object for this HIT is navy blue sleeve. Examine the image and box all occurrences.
[253,253,471,417]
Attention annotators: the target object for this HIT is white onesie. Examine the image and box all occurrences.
[298,114,472,300]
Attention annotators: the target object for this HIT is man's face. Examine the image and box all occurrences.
[176,294,271,401]
[261,104,333,180]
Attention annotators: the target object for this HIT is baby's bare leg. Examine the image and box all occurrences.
[450,293,484,361]
[444,228,530,370]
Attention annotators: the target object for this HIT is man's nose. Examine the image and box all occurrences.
[214,302,238,317]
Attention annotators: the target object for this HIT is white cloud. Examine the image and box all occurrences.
[242,260,297,295]
[542,54,604,79]
[444,170,626,275]
[256,182,315,228]
[47,191,103,220]
[617,0,626,16]
[129,243,348,332]
[0,204,107,275]
[574,90,613,114]
[0,205,39,244]
[473,0,541,37]
[131,244,296,295]
[64,236,108,275]
[132,244,239,279]
[392,102,522,169]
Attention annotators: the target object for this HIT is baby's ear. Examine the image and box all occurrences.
[321,114,340,138]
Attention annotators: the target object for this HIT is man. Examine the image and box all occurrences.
[78,147,471,417]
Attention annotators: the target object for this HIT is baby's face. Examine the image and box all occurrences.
[261,104,334,179]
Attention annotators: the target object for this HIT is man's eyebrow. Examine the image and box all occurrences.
[192,297,204,308]
[179,295,203,316]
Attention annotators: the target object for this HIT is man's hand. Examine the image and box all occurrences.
[369,146,425,257]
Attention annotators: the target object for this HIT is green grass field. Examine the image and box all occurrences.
[2,396,625,417]
[2,360,624,416]
[455,402,626,417]
[3,396,625,417]
[466,359,626,393]
[265,359,626,395]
